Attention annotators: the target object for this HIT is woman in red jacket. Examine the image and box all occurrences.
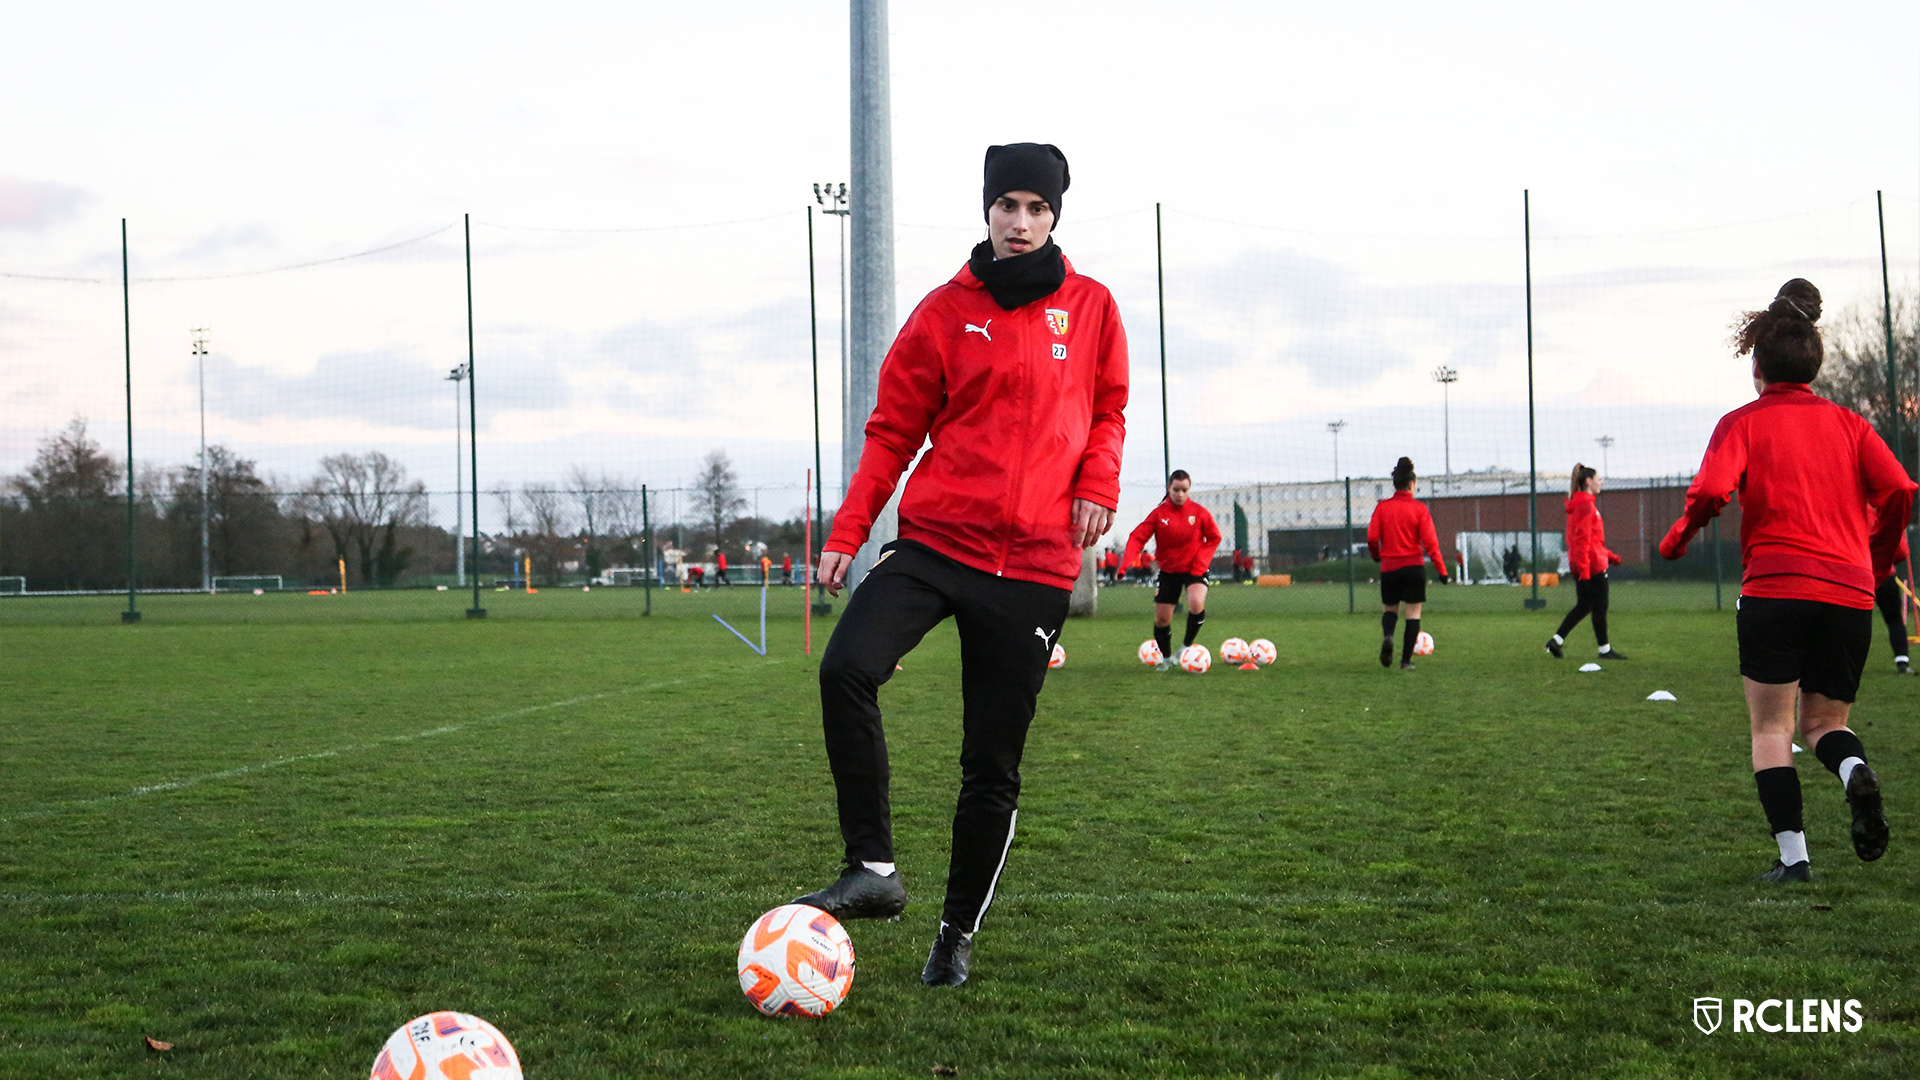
[797,143,1128,985]
[1122,470,1222,670]
[1546,464,1627,660]
[1366,457,1449,670]
[1660,278,1914,883]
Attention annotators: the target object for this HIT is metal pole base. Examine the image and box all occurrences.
[121,610,142,623]
[1523,598,1548,610]
[466,608,488,619]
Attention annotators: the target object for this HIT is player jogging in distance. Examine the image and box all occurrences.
[1546,464,1628,661]
[714,548,730,586]
[1659,278,1914,884]
[1122,470,1222,671]
[1873,534,1911,675]
[1367,457,1449,670]
[796,142,1128,986]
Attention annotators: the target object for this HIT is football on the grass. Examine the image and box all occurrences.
[1414,631,1435,655]
[1138,640,1164,666]
[1248,638,1277,666]
[737,904,855,1017]
[1219,637,1250,664]
[1179,644,1212,674]
[371,1012,521,1080]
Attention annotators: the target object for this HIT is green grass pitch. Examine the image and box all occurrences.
[3,582,1917,1077]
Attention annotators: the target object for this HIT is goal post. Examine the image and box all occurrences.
[212,575,283,593]
[1454,532,1567,585]
[0,576,23,595]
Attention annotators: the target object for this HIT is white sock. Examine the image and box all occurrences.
[862,860,896,877]
[1551,634,1564,645]
[1775,830,1809,866]
[939,920,974,941]
[1896,655,1909,664]
[1838,757,1866,789]
[1597,643,1610,654]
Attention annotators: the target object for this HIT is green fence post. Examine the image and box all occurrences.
[642,484,652,617]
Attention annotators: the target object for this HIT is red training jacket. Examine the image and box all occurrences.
[826,255,1130,590]
[1367,490,1448,576]
[1564,490,1621,580]
[1661,383,1916,608]
[1121,497,1222,577]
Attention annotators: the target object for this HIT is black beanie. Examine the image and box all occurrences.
[982,143,1069,225]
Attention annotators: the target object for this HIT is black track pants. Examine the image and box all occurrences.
[1875,574,1909,658]
[818,540,1069,933]
[1555,572,1610,646]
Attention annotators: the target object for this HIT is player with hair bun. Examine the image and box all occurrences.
[1122,470,1223,671]
[1367,457,1449,670]
[1661,278,1916,884]
[1546,463,1627,660]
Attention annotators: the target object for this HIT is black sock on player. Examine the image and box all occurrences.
[1381,612,1397,639]
[1813,729,1868,781]
[1184,611,1205,647]
[1401,618,1421,664]
[1154,624,1172,661]
[1754,765,1808,867]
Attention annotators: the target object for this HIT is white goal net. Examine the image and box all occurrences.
[212,575,283,593]
[1455,531,1569,585]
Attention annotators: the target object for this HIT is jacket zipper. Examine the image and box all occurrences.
[996,304,1036,576]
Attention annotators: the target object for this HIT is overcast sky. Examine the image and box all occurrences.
[4,1,1917,527]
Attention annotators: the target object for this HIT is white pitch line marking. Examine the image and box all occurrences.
[1,666,780,824]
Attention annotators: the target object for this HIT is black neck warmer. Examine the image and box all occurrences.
[968,238,1066,311]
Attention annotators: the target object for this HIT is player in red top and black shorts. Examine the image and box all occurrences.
[1367,457,1449,670]
[795,143,1128,984]
[1661,278,1915,883]
[1547,463,1628,661]
[1122,470,1223,670]
[1873,534,1911,675]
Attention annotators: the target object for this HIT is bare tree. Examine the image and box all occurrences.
[690,450,747,553]
[1813,290,1918,462]
[296,452,428,586]
[565,466,606,579]
[520,481,571,584]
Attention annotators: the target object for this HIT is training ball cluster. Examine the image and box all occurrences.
[1179,643,1212,674]
[1219,637,1250,664]
[370,1012,522,1080]
[1138,640,1164,666]
[1248,638,1277,666]
[1414,631,1435,656]
[737,904,856,1017]
[1049,643,1065,669]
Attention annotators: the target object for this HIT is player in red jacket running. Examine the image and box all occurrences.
[796,143,1128,986]
[1873,534,1911,675]
[1546,464,1627,660]
[1660,278,1915,883]
[1122,470,1223,670]
[1367,457,1449,670]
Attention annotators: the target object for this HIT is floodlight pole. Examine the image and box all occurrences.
[191,325,211,593]
[448,363,468,587]
[1327,420,1346,479]
[464,213,485,619]
[1432,365,1457,483]
[806,198,833,616]
[1523,190,1545,610]
[1595,435,1613,477]
[121,219,139,623]
[1879,191,1902,474]
[1157,202,1170,479]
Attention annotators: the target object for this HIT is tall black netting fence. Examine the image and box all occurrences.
[2,195,1914,618]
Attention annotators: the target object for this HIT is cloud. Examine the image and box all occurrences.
[0,177,88,232]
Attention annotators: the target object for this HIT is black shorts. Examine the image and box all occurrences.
[1737,595,1873,703]
[1154,571,1210,605]
[1379,565,1427,606]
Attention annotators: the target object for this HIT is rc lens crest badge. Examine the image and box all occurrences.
[1694,998,1723,1035]
[1045,308,1069,336]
